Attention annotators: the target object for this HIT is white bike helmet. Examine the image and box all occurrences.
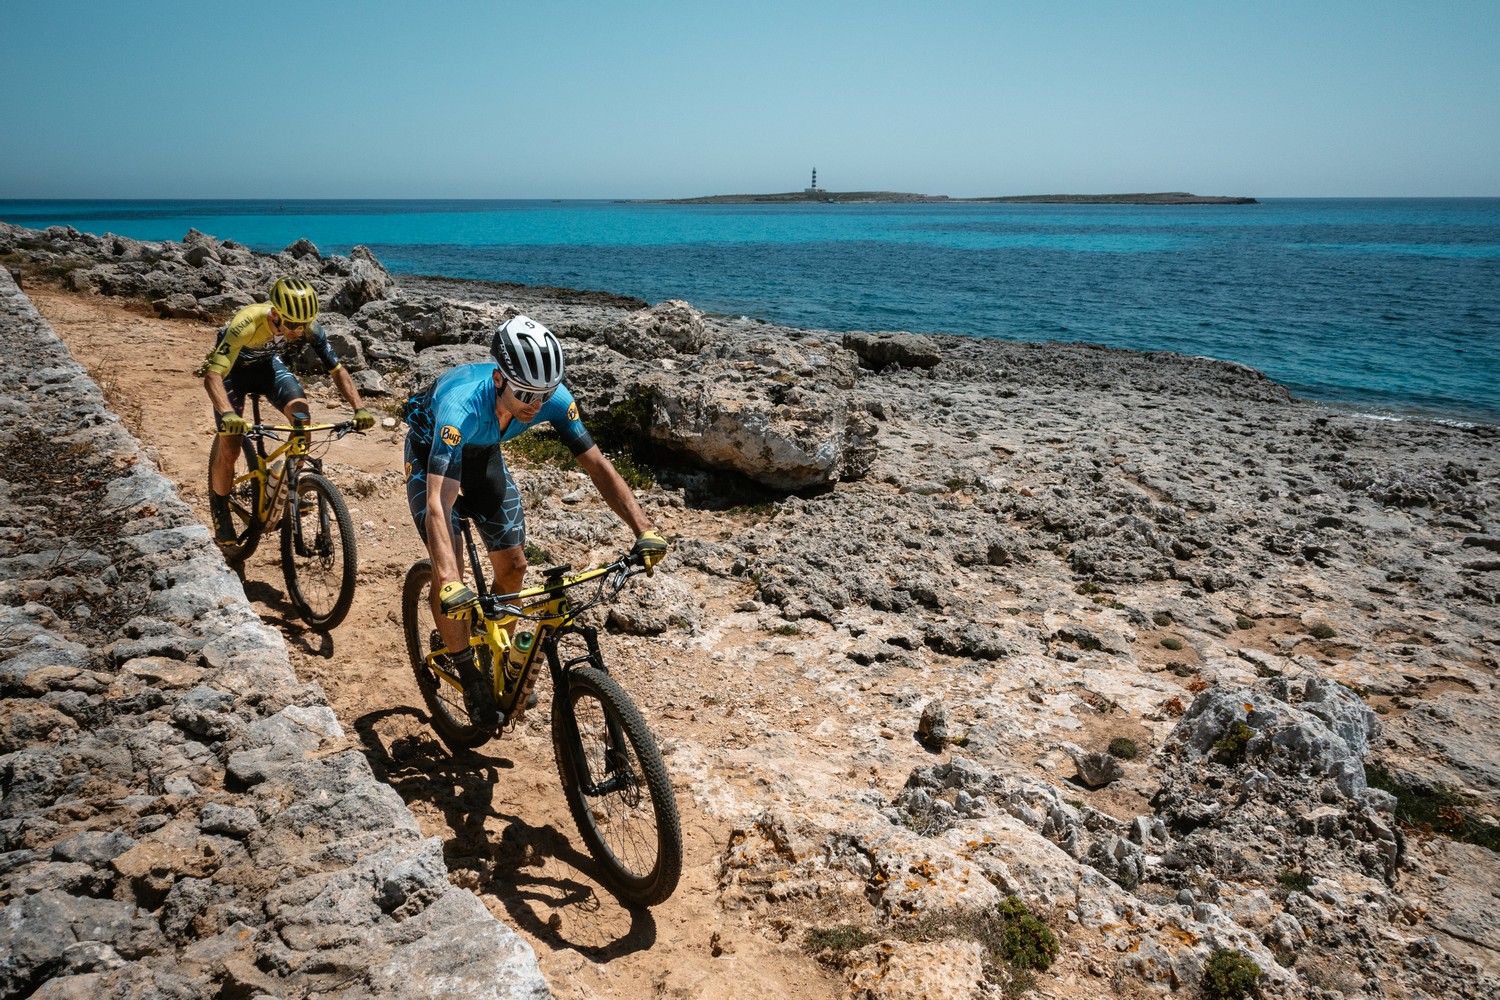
[491,315,564,391]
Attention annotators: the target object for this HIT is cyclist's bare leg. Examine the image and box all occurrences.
[489,545,527,639]
[209,431,241,496]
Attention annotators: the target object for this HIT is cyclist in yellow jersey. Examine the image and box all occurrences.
[198,276,375,543]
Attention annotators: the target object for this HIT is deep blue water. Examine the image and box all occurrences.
[3,198,1497,423]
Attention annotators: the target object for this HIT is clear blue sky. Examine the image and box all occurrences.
[2,0,1496,199]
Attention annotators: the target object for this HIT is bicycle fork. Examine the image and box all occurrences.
[551,628,637,798]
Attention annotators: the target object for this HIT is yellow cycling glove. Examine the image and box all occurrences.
[352,407,375,431]
[631,530,668,575]
[216,411,248,436]
[438,581,480,620]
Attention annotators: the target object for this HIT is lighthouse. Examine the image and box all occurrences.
[805,168,821,193]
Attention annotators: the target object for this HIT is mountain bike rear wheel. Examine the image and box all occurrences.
[281,472,357,630]
[401,559,495,751]
[553,665,682,906]
[207,435,265,563]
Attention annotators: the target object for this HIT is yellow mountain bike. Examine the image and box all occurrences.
[400,504,682,906]
[208,395,359,631]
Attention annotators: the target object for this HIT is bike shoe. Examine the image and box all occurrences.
[209,494,236,544]
[454,655,499,729]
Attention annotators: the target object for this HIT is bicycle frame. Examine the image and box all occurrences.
[425,513,635,727]
[234,396,347,528]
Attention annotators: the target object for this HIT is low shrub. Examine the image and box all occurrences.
[1202,948,1260,999]
[1212,722,1254,764]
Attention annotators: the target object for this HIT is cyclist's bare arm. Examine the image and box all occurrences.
[329,364,366,413]
[424,471,466,585]
[575,445,654,537]
[203,371,234,419]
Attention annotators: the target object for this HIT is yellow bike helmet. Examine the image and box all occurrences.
[269,276,319,325]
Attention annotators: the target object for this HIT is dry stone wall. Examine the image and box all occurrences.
[0,269,549,998]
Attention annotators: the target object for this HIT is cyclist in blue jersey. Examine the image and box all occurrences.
[404,315,666,726]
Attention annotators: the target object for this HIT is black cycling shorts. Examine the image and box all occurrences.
[223,356,309,418]
[404,435,524,552]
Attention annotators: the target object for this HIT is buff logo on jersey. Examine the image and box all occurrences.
[568,401,578,421]
[440,425,462,447]
[404,461,413,481]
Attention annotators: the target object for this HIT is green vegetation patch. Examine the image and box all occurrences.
[1107,738,1140,760]
[505,428,576,469]
[1365,765,1500,851]
[1212,722,1254,764]
[1160,637,1184,651]
[1308,622,1338,640]
[505,393,657,490]
[802,924,879,961]
[803,897,1059,988]
[907,897,1059,975]
[1202,948,1261,999]
[1275,869,1313,897]
[1235,614,1254,630]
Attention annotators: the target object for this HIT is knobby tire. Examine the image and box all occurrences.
[281,472,357,630]
[553,665,682,906]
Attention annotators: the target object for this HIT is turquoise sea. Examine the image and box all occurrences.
[2,198,1497,424]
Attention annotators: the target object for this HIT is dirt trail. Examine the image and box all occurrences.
[34,289,851,1000]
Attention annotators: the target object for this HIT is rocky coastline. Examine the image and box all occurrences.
[1,219,1498,999]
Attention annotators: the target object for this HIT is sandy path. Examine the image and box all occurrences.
[34,289,849,1000]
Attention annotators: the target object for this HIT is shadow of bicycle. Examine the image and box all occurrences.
[352,706,660,958]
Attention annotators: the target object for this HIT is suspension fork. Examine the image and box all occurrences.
[549,625,632,795]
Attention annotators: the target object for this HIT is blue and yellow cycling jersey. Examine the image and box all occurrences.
[197,302,341,377]
[407,362,595,479]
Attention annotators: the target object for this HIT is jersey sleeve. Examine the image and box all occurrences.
[425,396,470,480]
[305,322,342,373]
[197,307,258,377]
[543,386,596,456]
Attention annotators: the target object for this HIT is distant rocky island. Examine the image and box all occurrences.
[640,190,1258,205]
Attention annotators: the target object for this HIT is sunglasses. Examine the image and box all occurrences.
[507,382,556,405]
[278,317,310,333]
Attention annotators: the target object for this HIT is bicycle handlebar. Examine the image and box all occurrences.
[480,552,647,622]
[249,419,358,440]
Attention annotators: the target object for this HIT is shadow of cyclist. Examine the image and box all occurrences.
[483,810,659,960]
[352,705,660,957]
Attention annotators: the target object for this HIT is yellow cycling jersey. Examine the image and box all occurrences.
[197,302,341,378]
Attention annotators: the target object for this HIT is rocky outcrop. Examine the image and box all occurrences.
[0,223,395,325]
[0,270,547,998]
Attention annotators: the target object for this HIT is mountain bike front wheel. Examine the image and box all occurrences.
[207,435,265,563]
[401,559,495,751]
[553,665,682,906]
[281,472,357,630]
